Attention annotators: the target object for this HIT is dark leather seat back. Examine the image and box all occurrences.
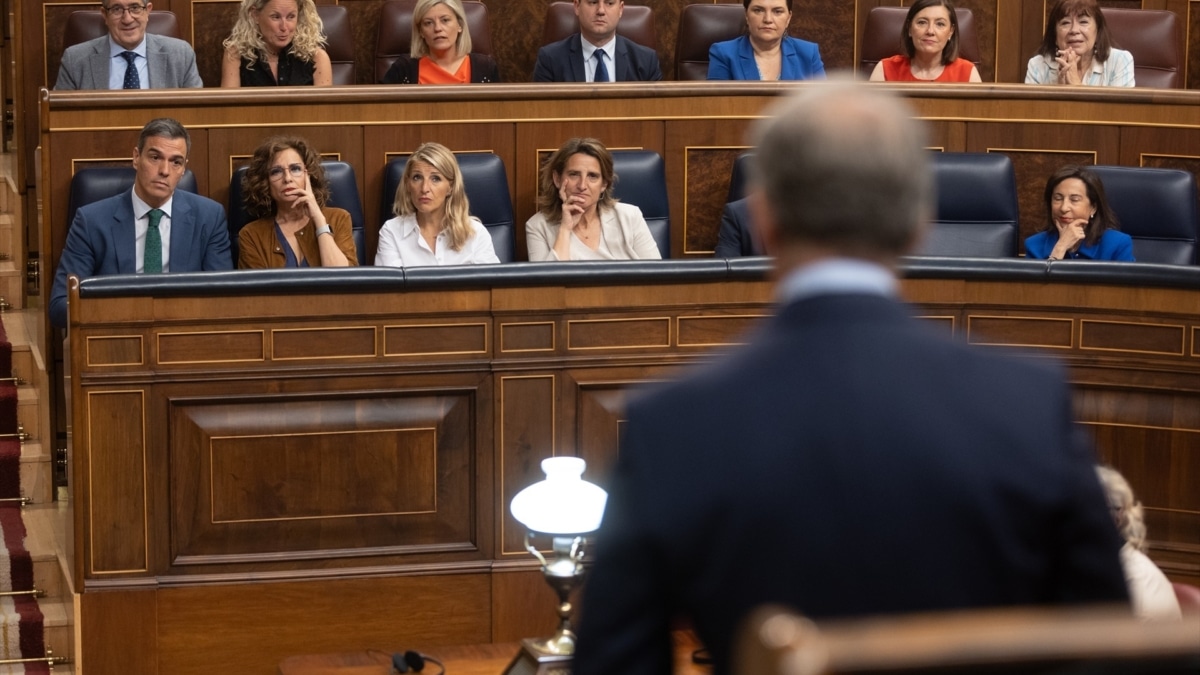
[374,0,493,82]
[727,152,754,203]
[381,152,515,263]
[541,1,656,50]
[63,9,181,49]
[228,161,366,265]
[316,4,355,85]
[674,3,746,81]
[920,152,1018,258]
[859,6,979,75]
[1099,8,1183,89]
[611,150,670,258]
[66,166,199,233]
[1089,165,1198,265]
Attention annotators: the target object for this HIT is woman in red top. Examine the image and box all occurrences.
[869,0,981,83]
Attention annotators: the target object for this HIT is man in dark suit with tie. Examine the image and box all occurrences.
[54,1,203,90]
[51,118,231,328]
[533,0,662,82]
[575,82,1129,675]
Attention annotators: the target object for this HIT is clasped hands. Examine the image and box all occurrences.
[1054,49,1083,85]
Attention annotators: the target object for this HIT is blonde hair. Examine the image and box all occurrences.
[411,0,472,58]
[393,143,475,252]
[1095,465,1147,552]
[223,0,326,67]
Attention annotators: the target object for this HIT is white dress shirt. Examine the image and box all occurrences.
[375,214,499,267]
[581,37,617,83]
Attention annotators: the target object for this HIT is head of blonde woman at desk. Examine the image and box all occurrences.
[393,142,475,251]
[221,0,331,86]
[869,0,981,82]
[412,0,471,59]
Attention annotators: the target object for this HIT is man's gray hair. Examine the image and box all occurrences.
[137,118,191,156]
[749,81,932,256]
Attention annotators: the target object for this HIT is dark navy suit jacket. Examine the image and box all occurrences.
[707,35,824,80]
[714,197,763,257]
[576,291,1129,675]
[533,34,662,82]
[51,188,232,327]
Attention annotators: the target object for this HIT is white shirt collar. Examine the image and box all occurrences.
[109,35,148,58]
[131,189,173,221]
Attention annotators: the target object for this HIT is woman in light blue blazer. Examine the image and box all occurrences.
[707,0,825,81]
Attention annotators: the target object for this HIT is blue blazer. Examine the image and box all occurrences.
[1025,229,1134,261]
[533,34,662,82]
[575,292,1128,675]
[714,197,763,257]
[707,35,825,81]
[51,188,232,327]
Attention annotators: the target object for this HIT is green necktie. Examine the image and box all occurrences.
[145,208,163,274]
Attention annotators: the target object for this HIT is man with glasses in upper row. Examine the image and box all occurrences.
[55,0,203,90]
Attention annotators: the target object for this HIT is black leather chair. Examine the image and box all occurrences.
[674,3,746,80]
[611,150,670,258]
[66,166,199,232]
[1099,8,1184,89]
[919,152,1019,258]
[374,0,493,82]
[227,161,366,265]
[541,1,656,50]
[381,153,515,263]
[726,152,754,203]
[1088,166,1198,265]
[316,4,356,85]
[859,6,980,76]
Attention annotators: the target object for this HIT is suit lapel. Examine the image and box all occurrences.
[145,34,166,87]
[736,36,757,80]
[569,35,586,82]
[113,191,137,273]
[88,38,111,90]
[779,38,798,80]
[613,36,629,81]
[168,192,193,271]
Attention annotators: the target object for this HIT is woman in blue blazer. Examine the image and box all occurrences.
[1025,165,1134,261]
[707,0,825,81]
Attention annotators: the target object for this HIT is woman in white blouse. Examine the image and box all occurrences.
[375,142,499,267]
[525,137,661,262]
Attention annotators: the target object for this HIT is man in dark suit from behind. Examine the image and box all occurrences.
[575,82,1129,675]
[714,197,762,257]
[51,118,232,328]
[533,0,662,82]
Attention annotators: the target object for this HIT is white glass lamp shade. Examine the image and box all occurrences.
[510,457,608,535]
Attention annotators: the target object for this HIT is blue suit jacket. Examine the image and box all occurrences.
[714,197,763,257]
[707,35,824,81]
[1025,229,1134,261]
[533,34,662,82]
[576,291,1128,675]
[51,188,232,327]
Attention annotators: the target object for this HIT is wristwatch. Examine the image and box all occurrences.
[315,225,332,238]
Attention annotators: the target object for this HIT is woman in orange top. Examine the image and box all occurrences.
[381,0,499,84]
[869,0,981,83]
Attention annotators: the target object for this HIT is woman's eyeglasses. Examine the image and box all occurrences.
[268,164,306,181]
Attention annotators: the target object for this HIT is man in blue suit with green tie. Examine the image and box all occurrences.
[51,118,231,328]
